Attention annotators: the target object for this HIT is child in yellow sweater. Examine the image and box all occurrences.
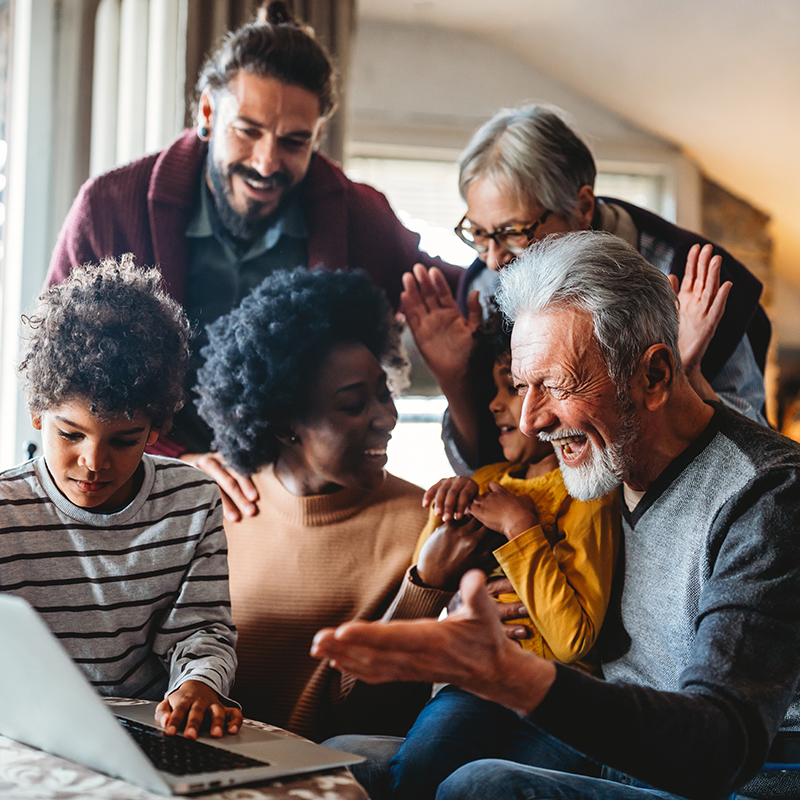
[390,317,620,800]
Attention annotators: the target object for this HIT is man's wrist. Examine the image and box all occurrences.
[489,650,557,717]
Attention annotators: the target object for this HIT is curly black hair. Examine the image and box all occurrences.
[467,302,514,466]
[19,256,191,428]
[472,302,512,369]
[196,268,406,475]
[195,1,336,118]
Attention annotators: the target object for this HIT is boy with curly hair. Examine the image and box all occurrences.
[0,256,241,740]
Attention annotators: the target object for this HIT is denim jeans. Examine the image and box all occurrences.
[323,733,405,800]
[437,760,691,800]
[388,686,599,800]
[324,687,692,800]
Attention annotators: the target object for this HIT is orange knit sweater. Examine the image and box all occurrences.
[225,466,451,741]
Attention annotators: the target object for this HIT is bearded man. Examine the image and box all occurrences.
[46,3,458,519]
[314,231,800,800]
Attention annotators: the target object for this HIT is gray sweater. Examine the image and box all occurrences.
[532,403,800,800]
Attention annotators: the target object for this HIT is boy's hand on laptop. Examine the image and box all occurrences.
[156,680,243,739]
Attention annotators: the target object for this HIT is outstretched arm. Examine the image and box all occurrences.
[402,264,484,462]
[312,570,557,716]
[670,243,732,403]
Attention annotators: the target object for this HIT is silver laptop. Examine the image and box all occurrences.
[0,593,364,795]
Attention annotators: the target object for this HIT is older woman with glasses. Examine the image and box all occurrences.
[404,104,770,473]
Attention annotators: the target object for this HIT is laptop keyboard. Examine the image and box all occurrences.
[118,717,269,775]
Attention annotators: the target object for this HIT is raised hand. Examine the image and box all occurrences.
[669,243,732,400]
[401,264,482,391]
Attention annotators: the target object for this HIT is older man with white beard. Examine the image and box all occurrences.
[313,231,800,800]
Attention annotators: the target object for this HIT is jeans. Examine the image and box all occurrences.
[324,687,691,800]
[388,686,599,800]
[437,760,692,800]
[323,733,404,800]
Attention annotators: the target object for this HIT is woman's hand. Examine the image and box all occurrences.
[470,482,540,540]
[181,452,258,522]
[416,516,503,591]
[423,476,480,521]
[486,576,533,640]
[401,264,482,391]
[669,243,732,401]
[451,575,532,641]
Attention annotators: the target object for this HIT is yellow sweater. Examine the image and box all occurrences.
[225,466,451,741]
[414,462,619,673]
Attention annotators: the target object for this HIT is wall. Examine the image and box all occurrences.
[348,18,701,229]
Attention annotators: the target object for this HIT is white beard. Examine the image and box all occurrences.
[552,438,623,501]
[542,395,639,501]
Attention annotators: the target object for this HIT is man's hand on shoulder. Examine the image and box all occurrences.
[156,679,242,739]
[181,452,258,522]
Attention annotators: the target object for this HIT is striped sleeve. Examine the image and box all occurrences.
[155,495,239,702]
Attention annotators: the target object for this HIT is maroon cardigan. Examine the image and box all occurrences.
[47,128,460,309]
[47,130,461,455]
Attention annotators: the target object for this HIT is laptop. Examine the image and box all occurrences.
[0,593,364,795]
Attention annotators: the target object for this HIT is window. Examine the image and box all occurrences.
[346,155,474,267]
[345,148,678,486]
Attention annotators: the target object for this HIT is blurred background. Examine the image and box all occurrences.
[2,0,800,485]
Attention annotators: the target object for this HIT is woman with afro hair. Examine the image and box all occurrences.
[197,269,486,743]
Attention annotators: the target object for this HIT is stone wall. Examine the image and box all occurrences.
[700,177,784,425]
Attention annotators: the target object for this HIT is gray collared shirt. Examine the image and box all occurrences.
[184,168,309,332]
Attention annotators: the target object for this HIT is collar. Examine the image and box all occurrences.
[252,464,384,527]
[594,198,639,249]
[186,161,309,259]
[621,402,721,527]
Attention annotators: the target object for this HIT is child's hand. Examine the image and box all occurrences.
[155,679,242,739]
[470,482,540,540]
[416,516,504,591]
[423,476,480,521]
[485,576,533,640]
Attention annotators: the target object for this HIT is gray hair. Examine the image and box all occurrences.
[496,231,681,386]
[458,105,596,222]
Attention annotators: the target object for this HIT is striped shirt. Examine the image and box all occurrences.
[0,454,237,702]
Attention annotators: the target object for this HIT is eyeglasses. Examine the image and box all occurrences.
[454,209,553,256]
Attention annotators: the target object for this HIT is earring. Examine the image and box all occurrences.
[289,434,300,444]
[197,125,210,141]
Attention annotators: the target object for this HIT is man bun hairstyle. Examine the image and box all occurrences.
[19,255,191,428]
[195,1,336,117]
[459,104,596,223]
